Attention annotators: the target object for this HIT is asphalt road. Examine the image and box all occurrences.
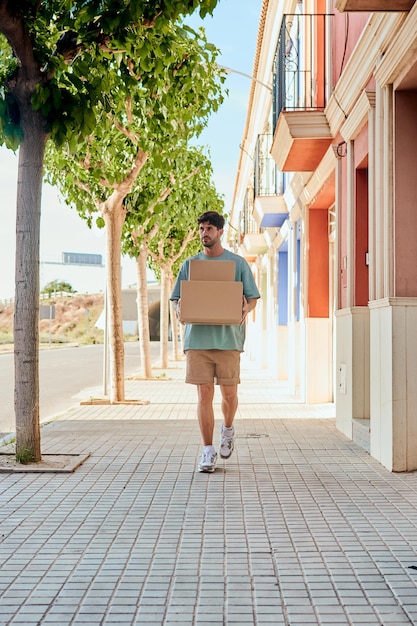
[0,342,161,439]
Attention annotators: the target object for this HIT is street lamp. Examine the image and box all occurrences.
[217,64,272,93]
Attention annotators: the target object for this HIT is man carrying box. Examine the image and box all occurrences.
[170,211,260,473]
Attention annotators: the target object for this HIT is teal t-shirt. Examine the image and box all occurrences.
[170,250,260,352]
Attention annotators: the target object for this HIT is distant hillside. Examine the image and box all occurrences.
[0,293,105,348]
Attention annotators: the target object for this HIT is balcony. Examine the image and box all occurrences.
[254,134,289,228]
[270,13,333,172]
[241,233,268,261]
[254,195,288,229]
[335,0,414,10]
[235,188,268,261]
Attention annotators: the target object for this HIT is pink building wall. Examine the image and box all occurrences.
[394,91,417,297]
[332,11,370,84]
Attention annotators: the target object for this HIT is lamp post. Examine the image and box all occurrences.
[217,64,272,92]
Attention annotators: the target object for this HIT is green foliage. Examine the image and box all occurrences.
[43,21,225,223]
[0,0,225,312]
[0,36,23,149]
[0,0,222,152]
[41,280,76,296]
[15,448,35,464]
[122,143,224,279]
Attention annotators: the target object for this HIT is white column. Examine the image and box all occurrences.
[335,153,342,311]
[383,84,394,298]
[346,140,355,308]
[287,220,297,324]
[375,82,384,300]
[368,103,376,302]
[287,219,298,396]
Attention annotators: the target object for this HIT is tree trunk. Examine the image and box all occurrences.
[136,247,153,378]
[14,109,48,463]
[103,202,125,402]
[170,299,180,361]
[169,273,181,361]
[100,149,148,400]
[159,267,172,369]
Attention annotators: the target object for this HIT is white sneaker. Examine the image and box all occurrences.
[219,425,235,459]
[198,449,217,473]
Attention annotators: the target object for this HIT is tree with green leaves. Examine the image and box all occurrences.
[122,146,205,379]
[41,280,76,297]
[123,147,224,373]
[0,0,219,463]
[45,24,225,402]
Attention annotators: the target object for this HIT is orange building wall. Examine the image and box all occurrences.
[308,209,329,317]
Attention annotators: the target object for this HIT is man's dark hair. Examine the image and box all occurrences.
[197,211,225,229]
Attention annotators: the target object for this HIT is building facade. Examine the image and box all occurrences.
[231,0,417,471]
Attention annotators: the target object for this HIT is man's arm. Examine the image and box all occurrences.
[241,296,258,325]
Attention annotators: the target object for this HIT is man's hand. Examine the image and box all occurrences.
[241,296,249,325]
[174,299,185,325]
[241,296,257,325]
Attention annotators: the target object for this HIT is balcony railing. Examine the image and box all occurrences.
[254,134,283,197]
[273,13,333,130]
[240,189,258,237]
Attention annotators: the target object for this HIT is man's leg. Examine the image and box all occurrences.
[196,382,218,472]
[197,382,215,445]
[219,384,238,427]
[219,384,238,459]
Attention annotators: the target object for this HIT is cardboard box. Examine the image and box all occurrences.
[189,259,235,281]
[180,280,243,325]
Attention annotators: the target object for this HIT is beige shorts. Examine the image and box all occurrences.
[185,349,241,385]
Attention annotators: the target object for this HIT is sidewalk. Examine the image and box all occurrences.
[1,356,417,626]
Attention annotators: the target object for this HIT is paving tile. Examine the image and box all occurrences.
[2,361,417,625]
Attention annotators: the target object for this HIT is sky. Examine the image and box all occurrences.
[0,0,261,301]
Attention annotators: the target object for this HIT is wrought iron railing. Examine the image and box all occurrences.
[254,134,283,197]
[240,189,258,237]
[273,13,333,130]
